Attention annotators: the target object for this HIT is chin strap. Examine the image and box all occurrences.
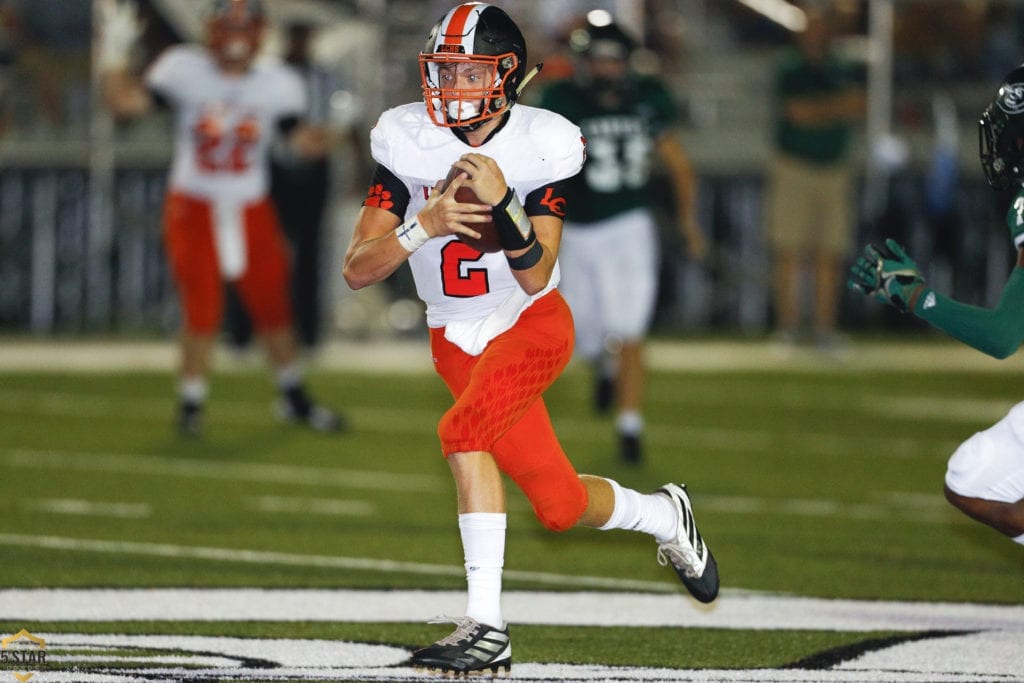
[515,63,544,98]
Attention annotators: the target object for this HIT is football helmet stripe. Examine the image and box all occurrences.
[440,3,479,49]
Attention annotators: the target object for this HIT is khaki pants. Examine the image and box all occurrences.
[766,153,854,255]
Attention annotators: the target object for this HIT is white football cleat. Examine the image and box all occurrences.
[655,483,720,603]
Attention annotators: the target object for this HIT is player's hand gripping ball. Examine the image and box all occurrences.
[442,165,501,253]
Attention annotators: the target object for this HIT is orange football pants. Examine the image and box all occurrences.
[162,191,293,334]
[430,290,588,532]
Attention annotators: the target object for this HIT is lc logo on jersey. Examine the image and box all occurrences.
[1,630,46,682]
[539,187,566,216]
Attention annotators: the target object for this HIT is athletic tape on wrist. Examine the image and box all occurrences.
[506,239,543,270]
[395,217,429,252]
[493,188,535,251]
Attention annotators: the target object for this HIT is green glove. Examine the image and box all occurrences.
[848,238,927,313]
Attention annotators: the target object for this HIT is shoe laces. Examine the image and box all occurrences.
[657,542,700,578]
[426,615,481,646]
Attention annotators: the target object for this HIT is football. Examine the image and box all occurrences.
[441,164,501,253]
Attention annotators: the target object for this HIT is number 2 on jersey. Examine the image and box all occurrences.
[441,241,490,297]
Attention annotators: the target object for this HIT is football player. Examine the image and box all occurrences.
[537,14,706,464]
[849,65,1024,546]
[343,2,719,675]
[98,0,343,436]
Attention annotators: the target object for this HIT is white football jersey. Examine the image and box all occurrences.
[147,46,306,203]
[370,103,585,331]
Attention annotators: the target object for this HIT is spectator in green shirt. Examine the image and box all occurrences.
[765,6,864,354]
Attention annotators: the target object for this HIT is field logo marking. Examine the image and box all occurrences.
[0,630,46,682]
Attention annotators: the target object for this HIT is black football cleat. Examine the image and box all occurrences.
[655,483,720,603]
[594,373,615,414]
[410,616,511,675]
[177,401,203,438]
[278,386,346,433]
[619,432,642,465]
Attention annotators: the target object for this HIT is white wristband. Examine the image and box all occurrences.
[395,217,430,253]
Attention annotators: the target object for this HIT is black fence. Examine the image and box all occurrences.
[0,166,1014,337]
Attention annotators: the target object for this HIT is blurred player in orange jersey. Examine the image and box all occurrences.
[98,0,343,436]
[343,3,718,675]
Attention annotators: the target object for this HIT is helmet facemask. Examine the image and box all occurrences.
[208,0,265,69]
[419,3,527,132]
[979,81,1024,191]
[420,52,519,131]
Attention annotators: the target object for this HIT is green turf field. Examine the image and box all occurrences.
[0,339,1021,680]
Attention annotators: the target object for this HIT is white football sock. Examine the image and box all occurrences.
[459,512,506,629]
[616,410,643,436]
[1013,531,1024,546]
[275,363,303,391]
[598,478,677,543]
[179,376,208,405]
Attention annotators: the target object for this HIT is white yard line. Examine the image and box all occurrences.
[1,587,1022,632]
[246,495,376,517]
[29,498,151,519]
[1,591,1021,681]
[0,534,673,593]
[3,449,449,493]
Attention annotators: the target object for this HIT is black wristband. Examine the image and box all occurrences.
[506,239,543,270]
[492,188,535,251]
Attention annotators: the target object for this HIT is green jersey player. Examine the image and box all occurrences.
[849,64,1024,545]
[538,13,705,464]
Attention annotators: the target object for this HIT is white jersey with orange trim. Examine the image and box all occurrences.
[370,102,584,346]
[146,45,306,204]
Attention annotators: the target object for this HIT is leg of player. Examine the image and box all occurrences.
[177,331,216,437]
[593,352,616,414]
[579,474,720,604]
[944,486,1024,540]
[410,450,512,675]
[260,326,346,433]
[943,405,1024,544]
[615,339,645,464]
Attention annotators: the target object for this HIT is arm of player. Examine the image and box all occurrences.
[506,215,561,296]
[850,239,1024,359]
[342,205,405,290]
[97,0,153,119]
[656,132,707,261]
[914,251,1024,360]
[342,174,492,291]
[451,153,559,295]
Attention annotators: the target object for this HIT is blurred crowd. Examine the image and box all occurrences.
[1,0,1024,344]
[0,1,1019,141]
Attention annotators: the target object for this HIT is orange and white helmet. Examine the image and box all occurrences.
[207,0,266,65]
[419,2,527,131]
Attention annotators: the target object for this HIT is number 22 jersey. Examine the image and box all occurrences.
[146,45,306,204]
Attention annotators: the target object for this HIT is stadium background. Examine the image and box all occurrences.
[0,0,1017,339]
[1,1,1024,680]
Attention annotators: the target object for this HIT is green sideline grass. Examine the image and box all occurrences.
[0,361,1022,670]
